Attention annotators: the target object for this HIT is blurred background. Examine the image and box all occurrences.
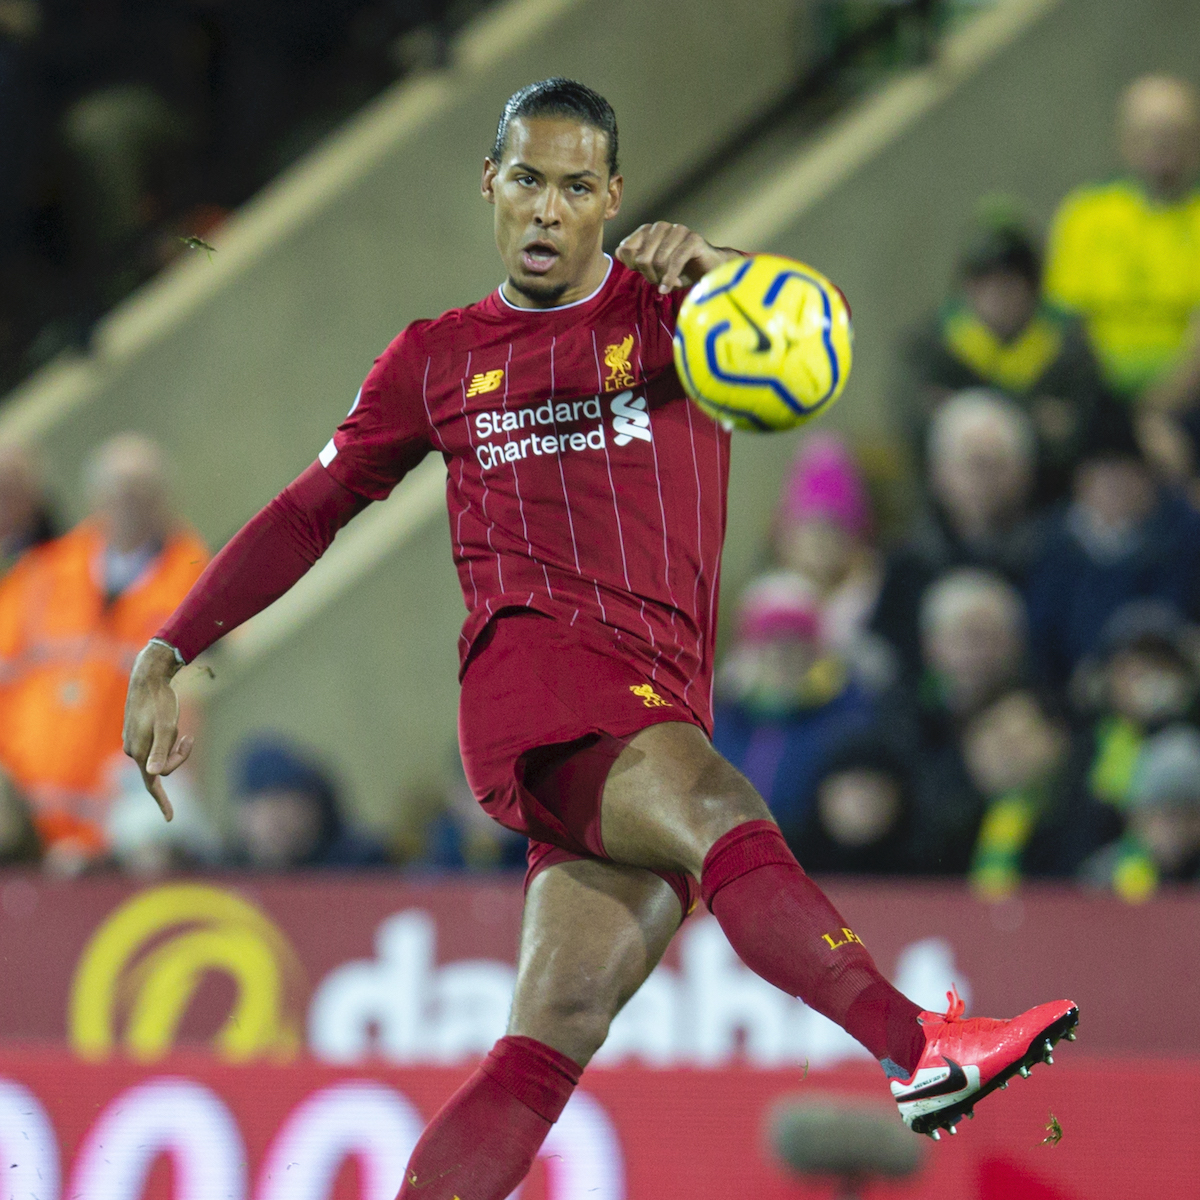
[0,0,1198,1196]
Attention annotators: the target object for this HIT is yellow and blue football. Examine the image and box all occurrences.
[673,254,853,432]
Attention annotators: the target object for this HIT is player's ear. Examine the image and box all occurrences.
[604,172,623,221]
[482,158,499,204]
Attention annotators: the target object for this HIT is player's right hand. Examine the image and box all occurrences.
[616,222,736,293]
[123,640,192,822]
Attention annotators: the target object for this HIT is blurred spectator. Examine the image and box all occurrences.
[917,565,1026,718]
[0,442,56,576]
[1133,401,1200,508]
[786,733,929,874]
[1134,404,1200,498]
[874,568,1029,873]
[872,391,1044,675]
[231,735,390,870]
[772,433,893,689]
[0,767,40,865]
[1025,403,1200,688]
[1080,724,1200,900]
[963,688,1073,898]
[903,211,1103,503]
[713,572,877,835]
[1044,75,1200,411]
[106,755,221,876]
[1067,602,1200,855]
[0,433,207,869]
[417,751,526,871]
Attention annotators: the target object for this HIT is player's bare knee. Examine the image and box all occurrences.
[511,984,620,1067]
[546,999,614,1062]
[684,758,771,854]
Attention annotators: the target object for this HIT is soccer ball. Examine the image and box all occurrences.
[673,254,853,432]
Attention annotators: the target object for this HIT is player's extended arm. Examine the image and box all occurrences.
[123,462,368,819]
[615,222,742,292]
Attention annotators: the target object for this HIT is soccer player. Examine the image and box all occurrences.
[124,79,1078,1195]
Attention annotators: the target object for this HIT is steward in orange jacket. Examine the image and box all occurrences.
[0,436,207,861]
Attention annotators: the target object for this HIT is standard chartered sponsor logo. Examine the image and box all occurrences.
[473,390,652,469]
[474,396,605,469]
[611,390,651,445]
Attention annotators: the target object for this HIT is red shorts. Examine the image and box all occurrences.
[458,609,703,918]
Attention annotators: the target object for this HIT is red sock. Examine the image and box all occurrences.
[397,1035,580,1200]
[701,820,924,1074]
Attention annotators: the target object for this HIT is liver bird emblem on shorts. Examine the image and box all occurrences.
[630,683,671,708]
[603,335,636,391]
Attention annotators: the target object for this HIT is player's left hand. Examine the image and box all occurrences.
[616,222,740,293]
[123,640,192,821]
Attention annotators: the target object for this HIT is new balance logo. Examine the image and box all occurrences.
[611,390,651,445]
[466,369,505,397]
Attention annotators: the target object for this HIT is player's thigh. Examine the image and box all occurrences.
[508,858,682,1068]
[599,720,771,878]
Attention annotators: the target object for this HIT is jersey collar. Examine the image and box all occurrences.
[497,254,614,313]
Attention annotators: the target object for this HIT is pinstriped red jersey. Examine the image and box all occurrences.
[320,256,731,730]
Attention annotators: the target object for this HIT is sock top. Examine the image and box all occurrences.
[481,1035,582,1124]
[700,819,795,910]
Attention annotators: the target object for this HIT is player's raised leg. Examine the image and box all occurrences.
[600,722,927,1070]
[599,721,1078,1137]
[397,859,682,1199]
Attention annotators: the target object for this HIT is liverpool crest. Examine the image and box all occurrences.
[603,335,635,392]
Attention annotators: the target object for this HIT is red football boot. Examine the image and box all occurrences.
[890,987,1079,1138]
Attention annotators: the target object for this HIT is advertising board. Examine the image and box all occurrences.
[1,874,1196,1197]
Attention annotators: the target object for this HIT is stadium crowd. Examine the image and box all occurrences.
[0,72,1198,903]
[714,73,1200,902]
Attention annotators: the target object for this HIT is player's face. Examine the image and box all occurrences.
[483,116,623,308]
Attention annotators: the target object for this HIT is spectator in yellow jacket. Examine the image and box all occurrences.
[1044,75,1200,410]
[0,434,207,868]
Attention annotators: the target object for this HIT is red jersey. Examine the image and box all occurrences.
[320,256,731,729]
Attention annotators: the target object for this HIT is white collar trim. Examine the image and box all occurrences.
[497,254,613,312]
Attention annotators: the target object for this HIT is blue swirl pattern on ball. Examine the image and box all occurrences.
[761,270,841,404]
[698,270,839,414]
[673,325,772,430]
[672,253,851,433]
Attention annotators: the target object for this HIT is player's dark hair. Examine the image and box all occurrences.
[491,78,619,175]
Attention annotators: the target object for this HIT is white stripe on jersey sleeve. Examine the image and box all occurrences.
[318,386,362,466]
